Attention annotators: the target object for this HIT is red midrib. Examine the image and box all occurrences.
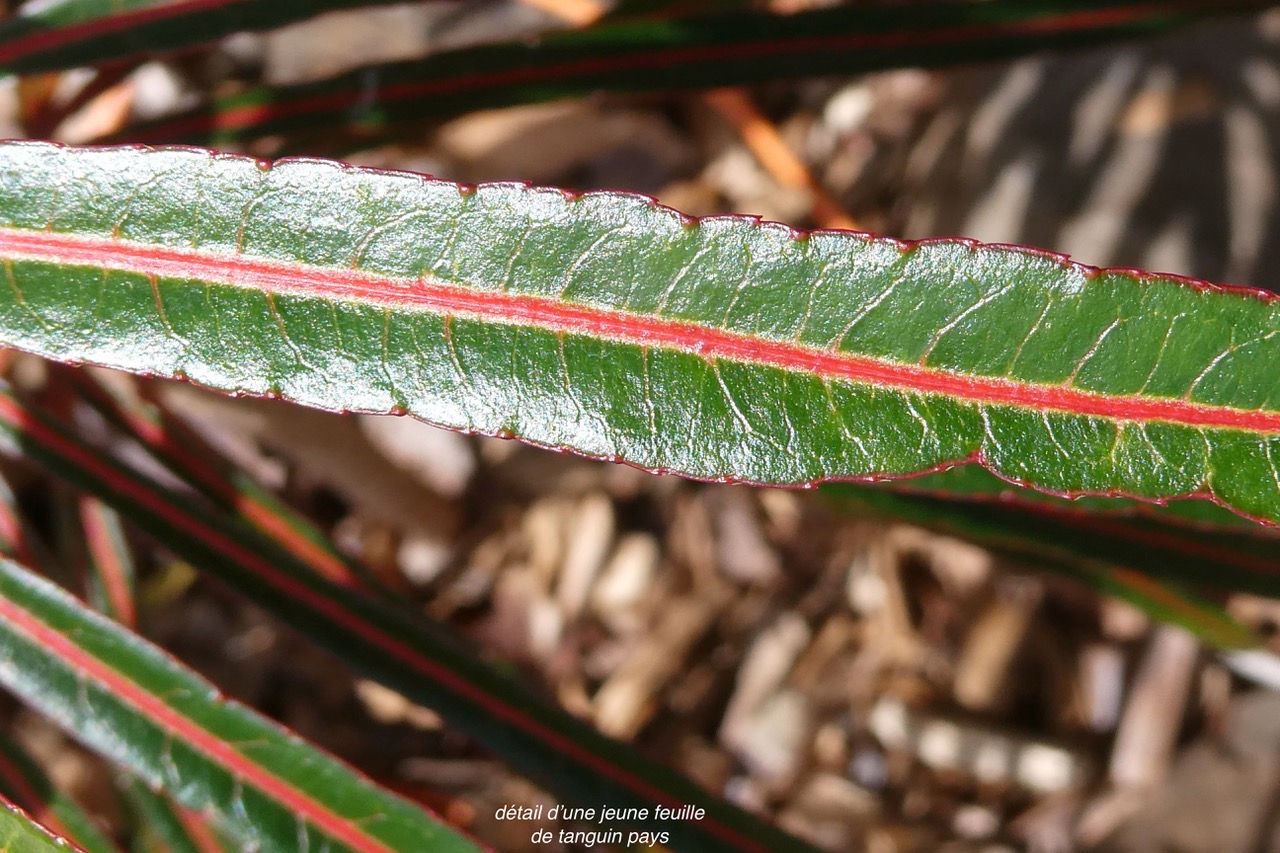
[1,226,1277,435]
[0,587,401,853]
[79,499,138,628]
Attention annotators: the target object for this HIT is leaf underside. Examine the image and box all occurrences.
[2,143,1280,526]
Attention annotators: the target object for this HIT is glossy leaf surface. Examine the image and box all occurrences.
[4,144,1280,523]
[0,555,482,853]
[125,0,1271,145]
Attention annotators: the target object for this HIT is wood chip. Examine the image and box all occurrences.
[592,533,659,634]
[592,598,717,740]
[555,492,613,619]
[1108,626,1199,791]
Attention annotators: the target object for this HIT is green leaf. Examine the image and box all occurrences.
[65,494,139,627]
[825,483,1267,647]
[826,483,1280,600]
[1069,563,1256,649]
[0,380,822,853]
[123,0,1271,145]
[65,368,380,590]
[0,733,119,853]
[4,144,1280,525]
[0,554,483,853]
[0,798,88,853]
[0,0,416,76]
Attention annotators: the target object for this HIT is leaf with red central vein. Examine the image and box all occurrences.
[826,482,1280,604]
[825,481,1263,647]
[120,0,1270,146]
[0,733,120,853]
[4,143,1280,525]
[0,554,484,853]
[64,367,375,589]
[0,0,423,76]
[0,796,89,853]
[0,382,823,853]
[70,495,138,627]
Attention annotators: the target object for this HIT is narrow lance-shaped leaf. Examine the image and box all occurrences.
[5,144,1280,525]
[64,493,139,627]
[64,368,376,589]
[0,553,484,853]
[0,0,429,76]
[122,0,1272,145]
[825,483,1280,600]
[0,733,120,853]
[40,391,256,853]
[826,483,1262,647]
[0,381,823,853]
[1069,563,1257,649]
[0,797,89,853]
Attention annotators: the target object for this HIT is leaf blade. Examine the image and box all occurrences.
[0,554,483,853]
[121,777,236,853]
[4,143,1280,523]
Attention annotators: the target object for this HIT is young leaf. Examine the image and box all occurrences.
[3,143,1280,525]
[0,733,120,853]
[0,554,484,853]
[0,0,416,76]
[65,368,376,589]
[1068,564,1257,650]
[68,495,138,627]
[0,381,823,853]
[122,0,1271,145]
[826,484,1280,600]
